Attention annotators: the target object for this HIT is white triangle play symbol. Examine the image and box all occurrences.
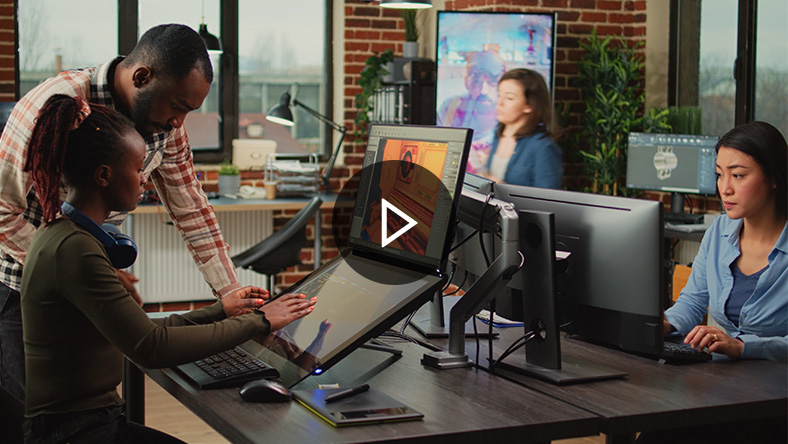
[381,198,418,248]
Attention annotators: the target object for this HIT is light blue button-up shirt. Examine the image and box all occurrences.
[665,215,787,362]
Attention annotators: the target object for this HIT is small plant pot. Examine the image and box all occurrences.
[218,174,241,196]
[403,41,419,59]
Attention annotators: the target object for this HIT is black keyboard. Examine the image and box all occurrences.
[174,346,279,389]
[659,341,712,363]
[664,212,704,225]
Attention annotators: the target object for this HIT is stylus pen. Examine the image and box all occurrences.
[324,384,370,403]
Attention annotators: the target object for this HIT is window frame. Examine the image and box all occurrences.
[668,0,758,127]
[20,0,333,164]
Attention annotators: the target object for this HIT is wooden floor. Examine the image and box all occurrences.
[143,375,607,444]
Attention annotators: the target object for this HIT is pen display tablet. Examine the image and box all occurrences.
[239,253,443,388]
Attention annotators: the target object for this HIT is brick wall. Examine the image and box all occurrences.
[0,1,14,100]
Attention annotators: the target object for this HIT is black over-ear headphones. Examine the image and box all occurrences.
[60,201,138,269]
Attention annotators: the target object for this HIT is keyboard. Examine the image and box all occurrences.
[659,341,712,364]
[174,346,279,389]
[664,212,704,225]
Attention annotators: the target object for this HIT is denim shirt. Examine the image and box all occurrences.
[486,131,563,189]
[665,215,788,362]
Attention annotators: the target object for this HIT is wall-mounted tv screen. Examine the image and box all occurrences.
[436,11,556,174]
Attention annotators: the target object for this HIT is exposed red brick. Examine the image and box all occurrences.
[624,26,646,37]
[557,11,581,22]
[597,0,622,10]
[543,0,569,7]
[581,12,607,23]
[352,7,381,17]
[371,19,398,29]
[568,24,594,34]
[345,18,371,28]
[609,13,634,23]
[570,0,596,9]
[596,25,623,35]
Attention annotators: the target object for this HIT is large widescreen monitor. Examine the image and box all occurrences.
[626,132,719,214]
[494,185,666,358]
[436,11,556,175]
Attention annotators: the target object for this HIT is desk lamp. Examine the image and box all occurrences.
[265,84,347,194]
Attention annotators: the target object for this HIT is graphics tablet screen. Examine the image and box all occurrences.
[240,254,442,387]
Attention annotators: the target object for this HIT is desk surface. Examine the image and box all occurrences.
[142,338,599,444]
[465,326,787,438]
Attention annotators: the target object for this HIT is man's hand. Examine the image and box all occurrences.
[222,286,269,317]
[115,269,142,306]
[258,293,317,331]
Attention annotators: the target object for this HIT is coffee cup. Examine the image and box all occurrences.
[264,181,277,199]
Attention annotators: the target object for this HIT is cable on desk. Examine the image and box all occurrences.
[488,327,540,371]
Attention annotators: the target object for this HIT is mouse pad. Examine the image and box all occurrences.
[291,387,423,427]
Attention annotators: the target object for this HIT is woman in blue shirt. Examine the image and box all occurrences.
[481,69,563,189]
[663,121,787,362]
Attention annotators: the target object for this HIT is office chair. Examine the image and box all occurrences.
[232,195,323,292]
[0,385,24,443]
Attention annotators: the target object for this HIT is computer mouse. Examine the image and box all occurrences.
[238,379,291,403]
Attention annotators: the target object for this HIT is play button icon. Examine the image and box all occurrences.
[331,159,454,285]
[381,198,418,248]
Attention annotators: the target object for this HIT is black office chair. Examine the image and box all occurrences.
[232,196,323,292]
[0,385,24,443]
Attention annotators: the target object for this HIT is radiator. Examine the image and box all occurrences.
[122,211,273,303]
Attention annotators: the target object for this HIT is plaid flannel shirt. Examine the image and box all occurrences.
[0,58,241,298]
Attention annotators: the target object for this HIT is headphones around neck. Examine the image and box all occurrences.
[60,201,138,269]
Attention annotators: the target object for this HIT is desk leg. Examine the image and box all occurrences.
[122,358,145,424]
[314,208,322,270]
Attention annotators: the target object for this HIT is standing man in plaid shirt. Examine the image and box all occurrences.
[0,24,251,402]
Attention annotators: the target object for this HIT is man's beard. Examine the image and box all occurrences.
[132,86,170,136]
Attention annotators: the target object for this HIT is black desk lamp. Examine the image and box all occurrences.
[265,84,347,194]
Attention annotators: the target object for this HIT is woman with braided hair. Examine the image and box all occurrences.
[20,94,316,443]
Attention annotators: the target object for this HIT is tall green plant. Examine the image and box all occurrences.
[401,10,419,42]
[576,30,668,195]
[354,49,395,137]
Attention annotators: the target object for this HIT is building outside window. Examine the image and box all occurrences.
[17,0,329,161]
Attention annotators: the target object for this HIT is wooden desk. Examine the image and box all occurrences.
[464,327,787,443]
[132,339,600,444]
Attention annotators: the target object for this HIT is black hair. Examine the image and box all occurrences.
[24,95,137,223]
[716,121,788,219]
[123,24,213,84]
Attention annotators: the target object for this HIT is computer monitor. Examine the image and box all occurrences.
[349,124,472,273]
[494,184,665,358]
[626,132,719,214]
[230,124,473,388]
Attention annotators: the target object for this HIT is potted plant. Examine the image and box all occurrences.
[401,9,419,58]
[217,159,241,196]
[575,30,669,196]
[354,49,395,137]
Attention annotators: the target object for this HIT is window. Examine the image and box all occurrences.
[238,0,327,156]
[16,0,332,163]
[17,0,117,97]
[754,0,788,136]
[698,0,738,136]
[671,0,787,138]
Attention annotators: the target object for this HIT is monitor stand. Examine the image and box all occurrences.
[493,210,626,384]
[409,292,498,339]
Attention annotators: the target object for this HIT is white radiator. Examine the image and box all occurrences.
[122,211,273,303]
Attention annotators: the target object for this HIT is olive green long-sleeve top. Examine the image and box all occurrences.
[21,218,271,417]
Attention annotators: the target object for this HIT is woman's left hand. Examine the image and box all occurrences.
[222,286,269,317]
[684,325,744,359]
